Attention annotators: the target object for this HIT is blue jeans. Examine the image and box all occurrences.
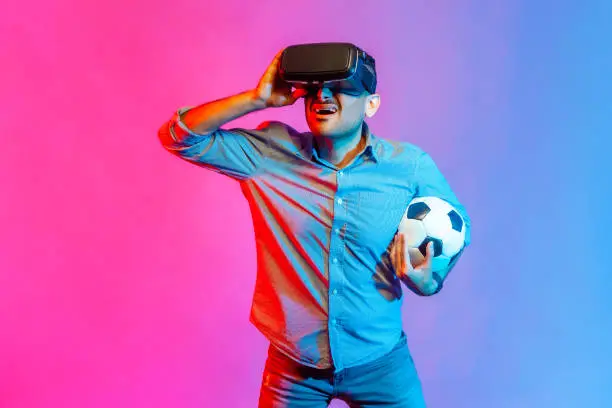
[258,332,427,407]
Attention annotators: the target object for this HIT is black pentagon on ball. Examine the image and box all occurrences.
[447,210,464,232]
[418,237,443,257]
[407,202,431,220]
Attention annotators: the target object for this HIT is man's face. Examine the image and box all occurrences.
[303,86,374,139]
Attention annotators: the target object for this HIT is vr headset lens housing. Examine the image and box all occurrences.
[279,43,377,95]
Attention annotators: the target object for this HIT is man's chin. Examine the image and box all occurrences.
[307,121,340,138]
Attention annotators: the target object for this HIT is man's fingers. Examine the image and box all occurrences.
[424,241,434,267]
[399,234,406,277]
[271,49,286,71]
[393,235,401,272]
[263,49,285,78]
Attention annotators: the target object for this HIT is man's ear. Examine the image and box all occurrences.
[365,94,381,118]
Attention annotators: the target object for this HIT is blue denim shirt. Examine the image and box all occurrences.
[158,107,471,372]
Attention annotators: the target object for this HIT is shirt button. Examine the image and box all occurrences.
[334,228,340,234]
[331,319,338,325]
[332,257,338,264]
[337,198,343,205]
[332,289,338,295]
[338,171,343,177]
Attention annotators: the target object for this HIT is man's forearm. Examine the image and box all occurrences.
[180,89,266,135]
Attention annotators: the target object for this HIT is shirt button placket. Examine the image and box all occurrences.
[330,168,347,370]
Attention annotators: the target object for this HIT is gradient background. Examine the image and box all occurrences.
[2,0,611,407]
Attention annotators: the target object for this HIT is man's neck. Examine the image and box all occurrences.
[313,124,367,169]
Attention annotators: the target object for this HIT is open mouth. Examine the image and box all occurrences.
[312,104,338,116]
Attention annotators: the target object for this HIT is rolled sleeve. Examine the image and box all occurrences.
[158,107,272,181]
[174,106,214,139]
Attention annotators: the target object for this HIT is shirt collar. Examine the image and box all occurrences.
[302,121,380,164]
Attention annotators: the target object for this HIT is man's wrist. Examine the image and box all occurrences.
[246,89,268,111]
[402,272,439,296]
[420,278,439,296]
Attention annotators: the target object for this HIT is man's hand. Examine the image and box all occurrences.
[390,233,439,296]
[254,49,308,108]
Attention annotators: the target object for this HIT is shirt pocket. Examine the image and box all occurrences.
[352,190,414,254]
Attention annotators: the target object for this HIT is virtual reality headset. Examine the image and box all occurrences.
[279,42,377,95]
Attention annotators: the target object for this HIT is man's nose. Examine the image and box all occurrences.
[316,86,333,99]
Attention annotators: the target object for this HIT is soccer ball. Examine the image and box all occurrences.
[397,196,466,272]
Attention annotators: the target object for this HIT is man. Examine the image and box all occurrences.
[158,45,471,407]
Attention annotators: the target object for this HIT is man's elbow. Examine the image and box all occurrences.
[158,122,173,147]
[418,283,442,297]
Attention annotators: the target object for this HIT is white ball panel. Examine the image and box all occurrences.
[420,196,452,214]
[398,219,427,247]
[422,212,452,238]
[442,229,465,257]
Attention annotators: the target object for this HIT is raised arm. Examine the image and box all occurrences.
[158,49,307,180]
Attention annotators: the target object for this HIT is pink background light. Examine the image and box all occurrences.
[2,0,610,407]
